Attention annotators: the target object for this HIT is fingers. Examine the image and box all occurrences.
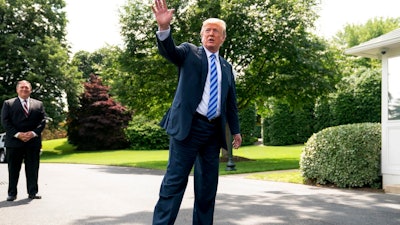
[232,134,242,149]
[18,132,34,142]
[153,0,167,13]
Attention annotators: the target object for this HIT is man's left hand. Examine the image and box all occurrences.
[232,134,242,149]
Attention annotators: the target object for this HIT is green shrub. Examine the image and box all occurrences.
[313,96,335,132]
[263,102,315,146]
[300,123,381,188]
[332,69,381,125]
[239,105,258,146]
[125,116,169,150]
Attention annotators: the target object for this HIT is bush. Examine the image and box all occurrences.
[239,105,258,146]
[313,96,335,132]
[42,127,67,140]
[263,102,315,146]
[300,123,381,188]
[332,69,381,125]
[125,116,169,150]
[67,74,132,150]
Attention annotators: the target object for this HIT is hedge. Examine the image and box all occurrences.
[300,123,381,188]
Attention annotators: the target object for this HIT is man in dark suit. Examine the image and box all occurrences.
[151,0,242,224]
[1,80,46,201]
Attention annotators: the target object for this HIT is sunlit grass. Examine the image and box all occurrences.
[247,170,304,184]
[41,138,304,177]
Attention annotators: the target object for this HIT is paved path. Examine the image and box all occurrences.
[1,163,400,225]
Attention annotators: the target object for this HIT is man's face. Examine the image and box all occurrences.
[201,23,226,53]
[16,81,32,99]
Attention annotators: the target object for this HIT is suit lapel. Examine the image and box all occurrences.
[219,56,230,103]
[27,99,31,114]
[199,47,208,87]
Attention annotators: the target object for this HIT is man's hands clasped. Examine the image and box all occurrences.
[18,131,35,142]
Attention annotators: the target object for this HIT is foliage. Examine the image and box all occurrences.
[313,96,334,132]
[263,101,315,146]
[70,47,123,81]
[334,17,400,70]
[233,0,338,110]
[0,0,77,128]
[117,0,177,119]
[313,68,381,132]
[310,17,398,133]
[67,74,132,150]
[300,123,381,188]
[335,17,400,48]
[333,68,381,124]
[238,104,258,146]
[42,127,67,140]
[69,47,128,107]
[124,115,169,150]
[117,0,337,120]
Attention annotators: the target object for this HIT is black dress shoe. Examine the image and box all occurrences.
[28,195,41,199]
[7,196,17,201]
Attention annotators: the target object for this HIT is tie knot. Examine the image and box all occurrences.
[210,54,216,59]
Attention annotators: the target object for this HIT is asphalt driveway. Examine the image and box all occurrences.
[1,163,399,225]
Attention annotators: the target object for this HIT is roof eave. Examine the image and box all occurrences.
[345,28,400,59]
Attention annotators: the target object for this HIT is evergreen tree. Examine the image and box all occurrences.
[67,74,132,150]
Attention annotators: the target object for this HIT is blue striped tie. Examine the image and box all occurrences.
[207,54,218,120]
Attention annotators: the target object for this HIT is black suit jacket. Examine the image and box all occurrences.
[1,97,46,148]
[157,32,240,150]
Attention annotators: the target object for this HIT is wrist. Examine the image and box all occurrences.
[158,25,170,31]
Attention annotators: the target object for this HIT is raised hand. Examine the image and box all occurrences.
[151,0,175,30]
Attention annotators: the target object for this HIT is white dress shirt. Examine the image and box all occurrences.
[156,28,222,117]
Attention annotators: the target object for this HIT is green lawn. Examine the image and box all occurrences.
[41,138,304,176]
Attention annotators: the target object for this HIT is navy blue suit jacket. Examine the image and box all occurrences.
[1,97,46,148]
[157,32,240,150]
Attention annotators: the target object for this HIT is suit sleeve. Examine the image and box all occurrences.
[156,31,189,67]
[1,100,18,137]
[33,101,46,136]
[226,70,241,135]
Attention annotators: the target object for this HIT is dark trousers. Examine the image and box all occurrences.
[153,117,221,225]
[7,146,40,197]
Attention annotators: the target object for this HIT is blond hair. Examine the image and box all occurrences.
[200,18,227,38]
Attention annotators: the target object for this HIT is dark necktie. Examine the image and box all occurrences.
[23,99,29,117]
[207,54,218,120]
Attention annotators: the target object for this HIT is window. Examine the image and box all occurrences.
[388,56,400,120]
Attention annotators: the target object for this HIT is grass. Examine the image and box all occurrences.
[41,138,304,177]
[247,171,303,184]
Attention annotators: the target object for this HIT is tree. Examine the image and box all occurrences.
[67,74,132,150]
[116,0,336,119]
[336,17,400,48]
[70,46,129,103]
[0,0,75,129]
[311,17,400,132]
[333,17,400,70]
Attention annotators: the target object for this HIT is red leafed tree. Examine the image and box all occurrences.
[67,74,132,150]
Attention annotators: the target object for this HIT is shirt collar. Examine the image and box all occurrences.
[18,97,30,102]
[204,48,219,60]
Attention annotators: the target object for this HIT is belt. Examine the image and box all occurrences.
[194,112,220,124]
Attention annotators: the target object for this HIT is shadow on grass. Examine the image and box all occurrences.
[41,139,300,175]
[129,158,299,175]
[219,158,300,175]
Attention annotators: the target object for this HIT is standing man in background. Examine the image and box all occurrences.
[1,80,46,201]
[151,0,242,224]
